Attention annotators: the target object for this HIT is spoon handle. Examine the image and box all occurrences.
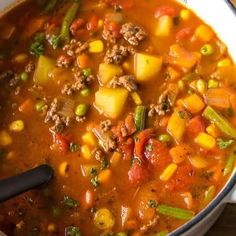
[0,164,54,203]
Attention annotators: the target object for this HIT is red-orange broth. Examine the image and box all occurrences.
[0,0,236,235]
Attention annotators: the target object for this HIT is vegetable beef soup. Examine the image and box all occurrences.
[0,0,236,235]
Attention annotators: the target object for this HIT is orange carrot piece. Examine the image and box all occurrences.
[77,54,90,69]
[159,116,170,128]
[19,99,34,114]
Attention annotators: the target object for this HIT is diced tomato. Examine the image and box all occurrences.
[70,18,86,36]
[186,116,205,138]
[54,134,71,152]
[125,113,136,136]
[104,21,121,38]
[135,129,155,160]
[120,138,134,161]
[106,0,134,9]
[155,6,177,19]
[176,27,194,41]
[87,15,98,31]
[144,139,171,170]
[128,159,149,185]
[165,163,195,191]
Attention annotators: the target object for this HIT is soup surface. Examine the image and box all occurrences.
[1,0,236,235]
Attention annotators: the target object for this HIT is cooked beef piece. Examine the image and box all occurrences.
[140,216,159,233]
[102,26,118,44]
[92,148,105,161]
[109,75,138,92]
[57,55,73,68]
[148,83,179,117]
[45,97,75,133]
[75,116,86,123]
[61,69,94,95]
[25,61,35,73]
[100,119,112,133]
[104,44,135,64]
[9,74,20,87]
[120,22,147,46]
[63,39,89,57]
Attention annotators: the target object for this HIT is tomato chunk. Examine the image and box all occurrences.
[54,134,71,152]
[176,27,194,41]
[155,6,177,19]
[186,116,205,138]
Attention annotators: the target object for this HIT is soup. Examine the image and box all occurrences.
[0,0,236,235]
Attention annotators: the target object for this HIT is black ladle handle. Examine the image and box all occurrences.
[0,164,54,203]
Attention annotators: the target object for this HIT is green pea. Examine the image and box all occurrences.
[82,68,91,78]
[75,104,88,117]
[35,101,46,112]
[158,134,172,143]
[80,88,90,97]
[52,206,61,218]
[200,44,214,56]
[20,72,29,82]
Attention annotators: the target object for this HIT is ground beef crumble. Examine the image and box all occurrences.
[109,75,138,92]
[120,22,147,46]
[25,61,35,73]
[100,120,112,133]
[63,39,89,57]
[104,44,135,64]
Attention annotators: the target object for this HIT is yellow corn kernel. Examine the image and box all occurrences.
[89,40,104,53]
[98,19,104,28]
[98,169,112,184]
[110,151,122,168]
[122,61,131,71]
[189,80,197,90]
[189,156,208,169]
[195,25,214,42]
[131,92,143,105]
[196,79,207,94]
[0,131,12,146]
[13,53,28,64]
[47,223,56,232]
[81,144,92,160]
[59,162,70,177]
[182,94,205,113]
[9,120,24,132]
[82,132,97,147]
[160,163,178,181]
[180,9,190,20]
[206,124,220,138]
[195,132,216,149]
[217,58,231,68]
[177,80,185,91]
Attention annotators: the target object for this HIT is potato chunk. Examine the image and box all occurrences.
[95,87,129,119]
[34,55,55,85]
[155,15,173,37]
[134,53,162,81]
[98,63,123,85]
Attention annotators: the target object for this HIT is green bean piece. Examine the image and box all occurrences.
[134,105,146,132]
[75,104,88,117]
[157,205,195,220]
[61,1,81,43]
[153,231,168,236]
[203,106,236,138]
[35,101,46,112]
[203,185,216,206]
[223,145,236,176]
[52,206,61,217]
[44,0,58,14]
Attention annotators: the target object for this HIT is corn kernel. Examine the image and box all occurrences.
[81,144,92,160]
[196,79,207,94]
[195,25,214,42]
[9,120,24,132]
[0,131,12,146]
[82,132,97,147]
[177,80,185,91]
[206,124,220,138]
[160,163,177,181]
[195,132,216,149]
[98,19,104,28]
[217,58,231,68]
[89,40,104,53]
[122,61,131,71]
[59,162,70,177]
[180,9,190,20]
[189,80,197,90]
[131,92,143,105]
[48,223,56,232]
[13,53,28,64]
[98,169,112,184]
[110,152,122,167]
[208,79,219,89]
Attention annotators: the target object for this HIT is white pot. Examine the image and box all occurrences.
[0,1,236,236]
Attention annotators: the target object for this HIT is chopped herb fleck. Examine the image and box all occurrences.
[217,138,234,149]
[101,158,109,170]
[148,199,158,208]
[30,32,45,56]
[63,195,78,209]
[91,176,99,188]
[90,168,98,177]
[178,110,186,119]
[66,226,81,236]
[70,142,79,152]
[145,144,153,152]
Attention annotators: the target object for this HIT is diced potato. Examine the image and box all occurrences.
[189,156,208,169]
[94,208,115,230]
[82,132,97,147]
[195,132,216,149]
[81,165,99,177]
[182,94,205,114]
[206,124,221,138]
[98,169,112,184]
[170,144,192,164]
[81,144,92,160]
[98,63,123,85]
[195,25,214,42]
[167,110,187,143]
[34,55,55,85]
[155,15,173,37]
[89,40,104,53]
[110,152,122,168]
[165,66,181,81]
[9,120,24,132]
[134,53,162,81]
[180,9,190,21]
[0,130,12,146]
[95,87,129,119]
